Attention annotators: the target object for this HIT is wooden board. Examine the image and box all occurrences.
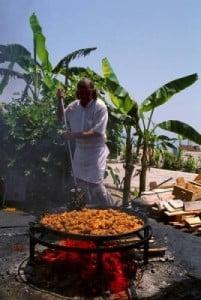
[163,202,176,212]
[189,180,201,188]
[193,174,201,182]
[186,182,201,194]
[184,200,201,211]
[168,221,185,228]
[176,177,186,187]
[172,185,201,201]
[184,216,201,225]
[168,199,183,209]
[163,210,201,216]
[187,223,201,228]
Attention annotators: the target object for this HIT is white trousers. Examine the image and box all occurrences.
[76,178,114,207]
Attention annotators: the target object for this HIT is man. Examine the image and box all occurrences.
[57,78,113,207]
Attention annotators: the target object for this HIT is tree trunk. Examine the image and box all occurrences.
[139,144,148,195]
[122,126,134,207]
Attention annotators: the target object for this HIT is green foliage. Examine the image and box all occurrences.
[107,105,124,158]
[161,152,184,170]
[53,48,97,74]
[140,74,198,112]
[30,13,52,72]
[158,120,201,145]
[0,14,98,101]
[132,187,139,198]
[102,58,137,114]
[105,166,120,189]
[2,98,66,175]
[102,57,199,200]
[0,13,125,197]
[161,151,199,173]
[183,155,197,172]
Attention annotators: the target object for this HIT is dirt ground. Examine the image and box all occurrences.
[0,166,201,299]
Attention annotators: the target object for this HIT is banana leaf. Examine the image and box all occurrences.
[0,62,14,95]
[30,13,52,72]
[0,68,31,81]
[161,141,177,150]
[157,135,176,141]
[140,73,198,112]
[158,120,201,145]
[0,44,35,71]
[58,66,88,77]
[110,111,135,126]
[43,76,61,92]
[52,47,97,74]
[102,58,136,114]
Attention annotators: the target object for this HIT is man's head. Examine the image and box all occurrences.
[76,78,98,106]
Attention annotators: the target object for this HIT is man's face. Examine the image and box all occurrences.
[77,85,93,105]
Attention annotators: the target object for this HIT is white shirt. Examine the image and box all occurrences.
[65,98,109,183]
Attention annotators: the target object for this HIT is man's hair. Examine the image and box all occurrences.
[76,78,98,100]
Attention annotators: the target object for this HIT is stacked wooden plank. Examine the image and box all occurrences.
[152,175,201,234]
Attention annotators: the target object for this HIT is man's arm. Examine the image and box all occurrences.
[63,129,101,139]
[62,101,108,140]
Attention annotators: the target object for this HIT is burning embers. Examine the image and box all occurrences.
[36,239,136,295]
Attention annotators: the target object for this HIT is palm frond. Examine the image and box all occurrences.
[0,68,31,81]
[59,66,88,77]
[52,47,97,73]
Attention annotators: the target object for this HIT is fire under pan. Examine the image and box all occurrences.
[28,208,152,299]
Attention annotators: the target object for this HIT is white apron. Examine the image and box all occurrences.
[73,143,109,183]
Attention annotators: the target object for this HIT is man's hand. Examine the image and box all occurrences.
[62,129,99,140]
[62,131,78,139]
[57,88,65,100]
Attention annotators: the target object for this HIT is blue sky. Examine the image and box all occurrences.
[1,0,201,133]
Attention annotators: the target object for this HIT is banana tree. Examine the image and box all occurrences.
[102,58,200,205]
[138,74,199,193]
[0,13,97,101]
[0,13,100,199]
[102,58,139,205]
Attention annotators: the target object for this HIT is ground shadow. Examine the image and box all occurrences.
[142,277,201,300]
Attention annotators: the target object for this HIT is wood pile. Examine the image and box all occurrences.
[150,174,201,235]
